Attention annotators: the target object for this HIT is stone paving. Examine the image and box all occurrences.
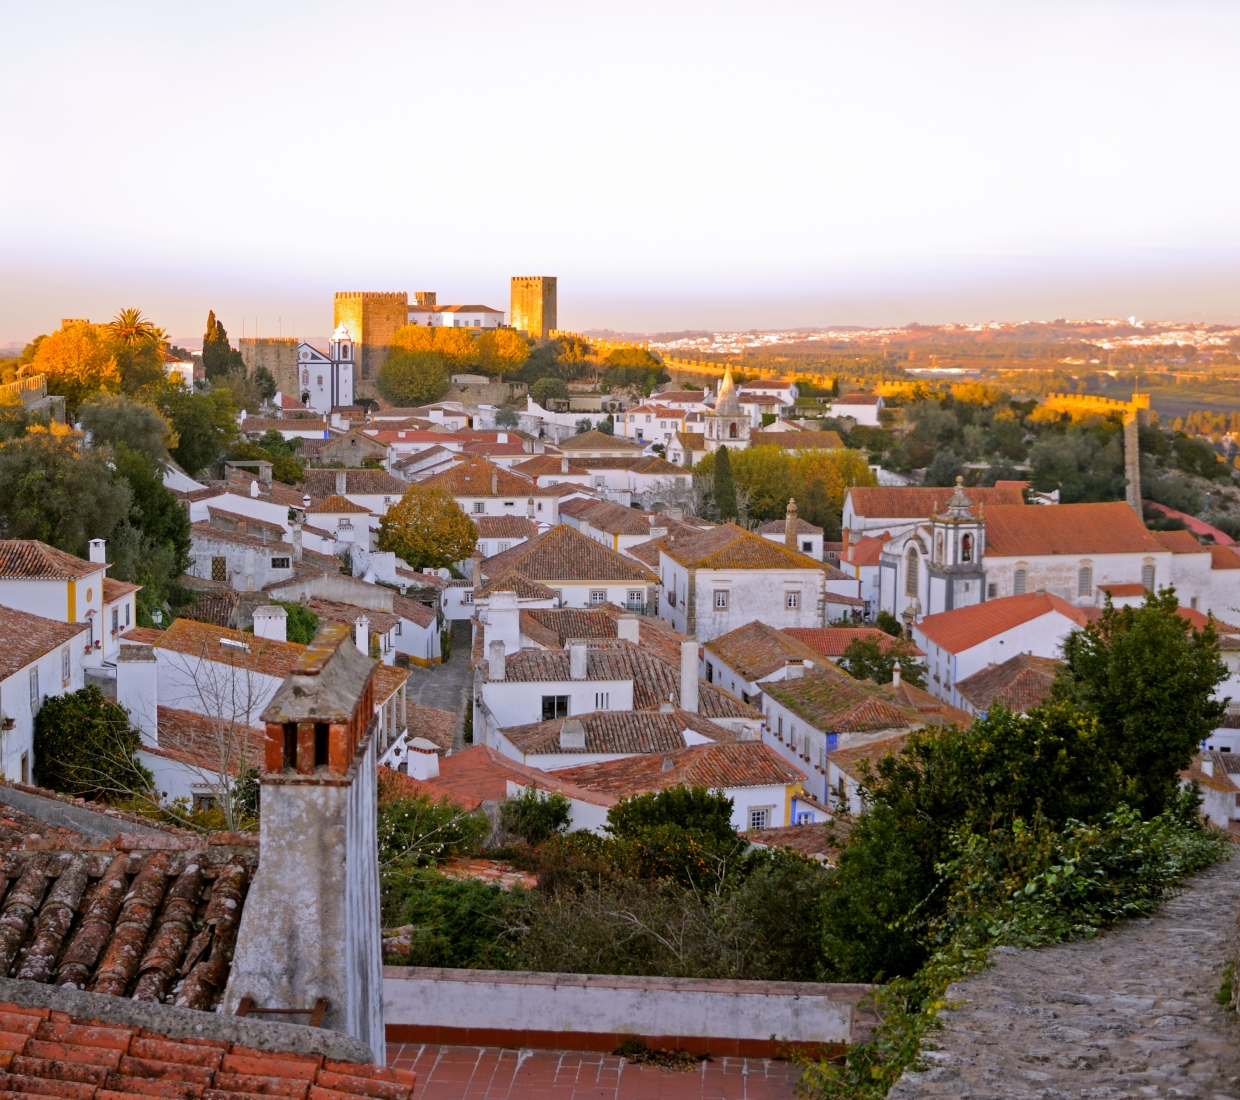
[890,851,1240,1099]
[388,1044,800,1099]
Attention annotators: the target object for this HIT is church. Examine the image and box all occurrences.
[703,366,751,452]
[295,323,355,414]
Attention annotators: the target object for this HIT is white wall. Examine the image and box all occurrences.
[480,677,633,730]
[155,650,284,729]
[984,550,1173,605]
[0,575,105,658]
[659,557,825,642]
[0,628,88,784]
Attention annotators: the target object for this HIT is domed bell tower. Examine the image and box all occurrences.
[925,477,986,615]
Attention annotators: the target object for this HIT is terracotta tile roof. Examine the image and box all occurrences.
[391,594,436,629]
[153,618,304,679]
[378,764,468,807]
[845,486,1024,520]
[430,746,617,807]
[784,627,924,659]
[747,822,842,861]
[403,702,456,752]
[476,571,558,601]
[704,621,827,683]
[0,608,88,680]
[520,607,683,665]
[1181,754,1239,793]
[623,534,671,568]
[151,707,265,775]
[0,541,102,581]
[495,642,762,722]
[220,476,306,509]
[1152,528,1207,554]
[190,522,280,551]
[830,732,909,782]
[119,627,164,645]
[1211,545,1240,570]
[842,535,886,567]
[510,456,590,478]
[305,495,369,515]
[420,456,554,499]
[560,498,656,537]
[660,523,825,570]
[474,516,537,539]
[501,709,741,756]
[557,431,644,453]
[102,579,140,603]
[565,457,646,471]
[752,430,845,449]
[834,393,882,404]
[558,741,806,797]
[764,666,920,734]
[307,599,399,637]
[757,518,824,535]
[916,593,1091,654]
[954,653,1061,713]
[479,525,656,585]
[1097,582,1148,596]
[631,456,692,477]
[652,390,710,403]
[1177,606,1240,633]
[0,998,413,1095]
[240,416,329,433]
[372,662,413,705]
[984,502,1165,556]
[1145,501,1236,545]
[882,680,972,726]
[302,468,408,499]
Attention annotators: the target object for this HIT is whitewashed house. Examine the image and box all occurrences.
[827,393,884,426]
[0,540,111,667]
[419,455,561,524]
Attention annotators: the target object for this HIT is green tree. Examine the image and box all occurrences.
[713,444,737,521]
[500,785,571,844]
[202,311,245,381]
[275,602,319,645]
[476,328,531,376]
[377,350,450,407]
[33,686,153,800]
[0,429,131,554]
[1055,588,1227,817]
[530,376,569,404]
[253,365,277,402]
[924,448,961,487]
[838,635,926,689]
[105,308,166,392]
[79,393,172,465]
[150,384,237,475]
[876,609,903,637]
[494,407,519,428]
[606,786,746,887]
[378,484,479,569]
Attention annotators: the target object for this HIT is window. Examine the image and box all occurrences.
[283,722,298,770]
[595,692,610,710]
[20,754,28,786]
[314,722,330,768]
[796,811,814,825]
[1191,596,1199,610]
[802,540,813,553]
[1142,563,1155,591]
[786,591,800,610]
[748,808,770,831]
[463,591,474,604]
[987,582,997,599]
[590,590,606,605]
[1013,568,1027,595]
[61,649,70,684]
[211,557,227,582]
[961,534,973,563]
[29,667,39,713]
[706,661,714,683]
[729,423,738,439]
[541,695,569,720]
[503,501,515,508]
[271,556,291,570]
[1077,565,1092,597]
[905,547,919,597]
[124,603,130,626]
[777,715,783,736]
[111,608,119,635]
[626,590,644,610]
[714,589,729,610]
[497,541,511,554]
[472,502,485,513]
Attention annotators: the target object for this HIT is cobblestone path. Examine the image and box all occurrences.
[891,852,1240,1100]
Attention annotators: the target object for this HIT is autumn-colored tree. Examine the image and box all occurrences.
[378,485,479,569]
[30,322,121,412]
[390,324,480,369]
[378,350,450,407]
[476,328,530,376]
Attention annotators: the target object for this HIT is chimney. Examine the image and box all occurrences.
[472,557,481,587]
[892,660,901,688]
[250,480,259,499]
[843,527,852,562]
[291,523,303,562]
[616,614,640,644]
[491,470,499,494]
[116,645,157,746]
[785,660,805,680]
[406,740,440,780]
[354,615,369,654]
[253,605,288,643]
[785,499,798,549]
[569,641,588,680]
[498,432,508,444]
[561,456,569,474]
[230,624,383,1058]
[336,469,347,496]
[88,539,106,564]
[488,640,506,681]
[680,637,698,714]
[483,589,521,656]
[302,494,311,510]
[559,719,586,749]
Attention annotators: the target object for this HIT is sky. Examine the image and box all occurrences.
[2,0,1239,345]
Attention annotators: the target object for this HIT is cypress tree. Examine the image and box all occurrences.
[202,311,243,381]
[714,444,737,521]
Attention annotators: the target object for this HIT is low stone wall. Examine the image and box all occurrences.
[383,967,870,1057]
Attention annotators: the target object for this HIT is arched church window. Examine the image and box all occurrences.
[1078,564,1092,597]
[961,534,973,563]
[905,547,919,597]
[1142,562,1155,591]
[1014,567,1027,595]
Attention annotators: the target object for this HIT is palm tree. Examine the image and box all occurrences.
[107,308,158,347]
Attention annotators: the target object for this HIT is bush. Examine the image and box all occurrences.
[530,377,569,404]
[33,686,153,801]
[500,785,571,844]
[383,872,519,969]
[276,602,318,645]
[838,635,926,688]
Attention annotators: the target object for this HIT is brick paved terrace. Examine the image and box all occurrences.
[388,1043,801,1099]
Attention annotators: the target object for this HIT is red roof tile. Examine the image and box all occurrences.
[954,653,1061,713]
[783,627,922,659]
[0,608,89,680]
[846,486,1024,519]
[660,524,824,570]
[480,525,656,585]
[704,622,827,683]
[916,593,1091,654]
[984,502,1165,556]
[0,542,103,581]
[557,741,806,797]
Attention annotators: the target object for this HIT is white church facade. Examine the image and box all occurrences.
[296,325,355,414]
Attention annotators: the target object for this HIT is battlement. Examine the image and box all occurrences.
[333,291,408,301]
[1042,391,1151,421]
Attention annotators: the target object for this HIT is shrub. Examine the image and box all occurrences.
[33,686,153,801]
[500,785,571,844]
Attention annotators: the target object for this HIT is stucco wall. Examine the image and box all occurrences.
[1,632,88,785]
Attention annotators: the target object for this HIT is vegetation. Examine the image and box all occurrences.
[202,311,245,381]
[838,634,926,689]
[228,431,305,485]
[712,444,737,520]
[31,322,121,412]
[530,376,569,404]
[33,687,153,800]
[378,484,479,569]
[377,349,450,407]
[499,786,571,844]
[276,602,319,645]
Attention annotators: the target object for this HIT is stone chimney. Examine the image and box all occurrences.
[616,614,640,644]
[559,719,586,749]
[336,470,347,496]
[561,456,569,474]
[353,615,369,654]
[472,557,481,587]
[491,470,499,494]
[483,589,521,656]
[569,641,588,680]
[488,640,506,681]
[116,645,157,746]
[843,527,852,563]
[406,740,440,779]
[785,660,805,680]
[226,624,383,1059]
[291,523,303,562]
[253,605,288,643]
[88,539,106,564]
[680,637,698,714]
[785,499,798,549]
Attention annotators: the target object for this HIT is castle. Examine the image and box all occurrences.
[510,276,557,340]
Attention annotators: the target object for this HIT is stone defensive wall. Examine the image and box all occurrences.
[1040,391,1152,422]
[0,374,46,406]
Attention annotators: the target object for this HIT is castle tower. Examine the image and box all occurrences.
[223,624,383,1059]
[510,277,557,340]
[333,291,409,398]
[704,365,750,452]
[924,477,986,616]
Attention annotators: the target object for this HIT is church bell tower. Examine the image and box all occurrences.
[924,477,986,615]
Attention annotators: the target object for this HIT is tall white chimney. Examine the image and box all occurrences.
[569,641,588,680]
[483,590,521,656]
[291,523,303,562]
[253,605,288,643]
[680,637,698,714]
[616,615,640,644]
[88,539,106,564]
[892,661,902,688]
[116,645,158,747]
[488,640,506,681]
[354,615,369,654]
[336,469,347,496]
[250,480,260,499]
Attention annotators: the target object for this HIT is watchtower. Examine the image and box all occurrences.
[510,276,557,340]
[333,291,409,396]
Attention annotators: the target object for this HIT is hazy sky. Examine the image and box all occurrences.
[2,0,1239,344]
